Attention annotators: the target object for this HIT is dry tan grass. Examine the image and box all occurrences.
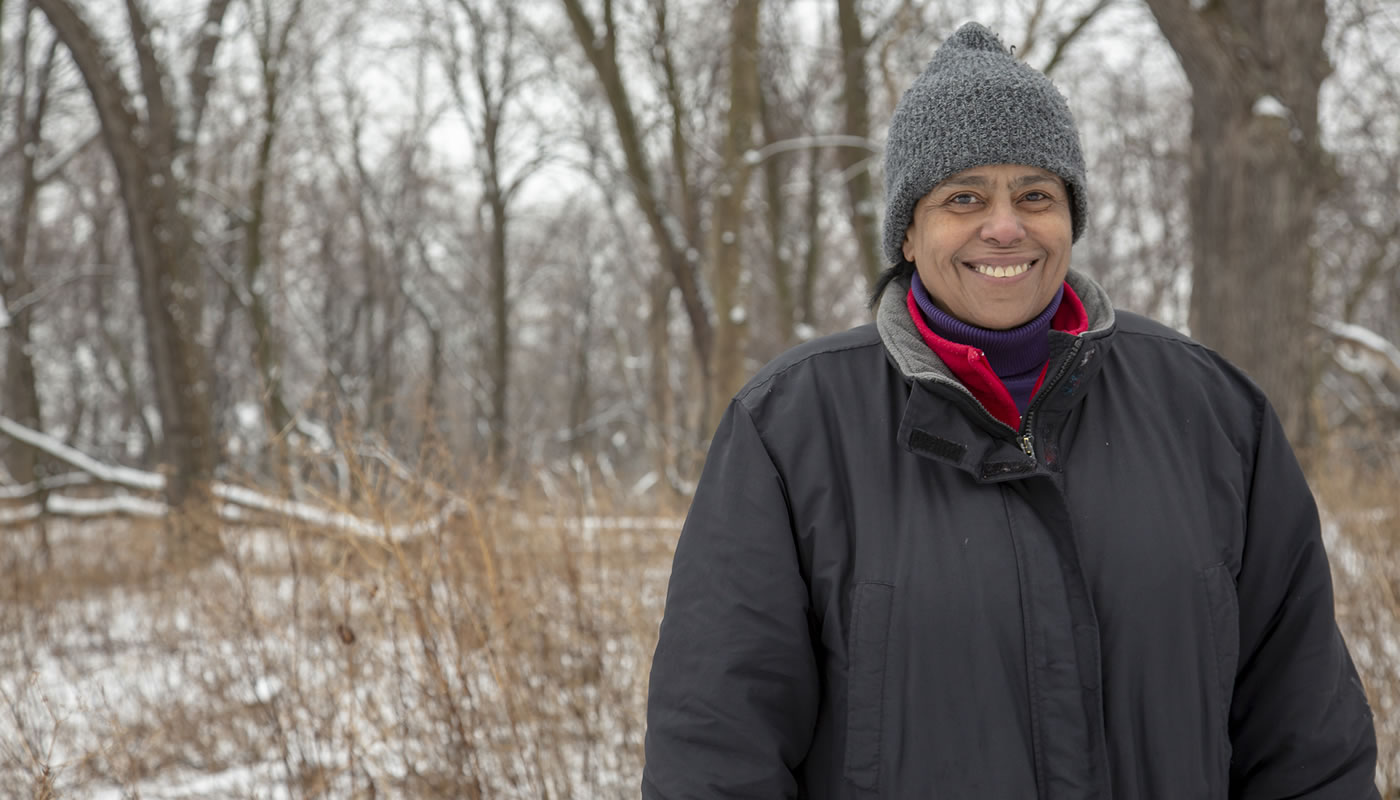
[0,473,683,798]
[0,441,1394,798]
[1311,438,1400,795]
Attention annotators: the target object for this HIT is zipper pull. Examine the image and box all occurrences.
[1020,433,1035,460]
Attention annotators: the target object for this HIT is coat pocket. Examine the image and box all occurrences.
[1201,563,1239,786]
[844,581,894,795]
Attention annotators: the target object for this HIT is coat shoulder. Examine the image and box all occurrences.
[735,324,887,405]
[1112,309,1195,344]
[1112,310,1240,370]
[1107,309,1269,419]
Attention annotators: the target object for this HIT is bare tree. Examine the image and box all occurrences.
[0,5,56,490]
[558,0,714,392]
[1142,0,1333,447]
[836,0,882,285]
[32,0,233,553]
[706,0,762,426]
[241,0,311,444]
[435,0,542,469]
[0,4,64,565]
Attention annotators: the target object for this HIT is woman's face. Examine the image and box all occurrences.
[902,164,1073,330]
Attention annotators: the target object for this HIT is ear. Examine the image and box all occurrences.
[901,228,915,263]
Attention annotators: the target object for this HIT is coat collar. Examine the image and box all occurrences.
[877,269,1119,479]
[876,268,1115,388]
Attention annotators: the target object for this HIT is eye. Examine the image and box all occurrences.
[947,192,980,206]
[1021,191,1049,202]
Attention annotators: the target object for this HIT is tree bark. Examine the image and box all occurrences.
[1142,0,1333,448]
[34,0,229,557]
[468,0,514,468]
[836,0,882,286]
[244,0,306,445]
[759,71,796,348]
[800,145,824,331]
[647,272,675,496]
[0,11,52,489]
[705,0,762,432]
[653,0,702,251]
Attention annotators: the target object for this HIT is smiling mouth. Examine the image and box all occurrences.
[967,260,1036,278]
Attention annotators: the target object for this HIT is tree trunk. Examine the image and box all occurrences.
[487,189,509,467]
[0,13,52,490]
[441,0,531,471]
[800,145,824,331]
[759,72,796,348]
[245,0,306,447]
[647,272,676,497]
[654,0,702,254]
[568,268,594,459]
[1,11,55,567]
[1143,0,1333,448]
[706,0,762,432]
[34,0,227,559]
[836,0,882,286]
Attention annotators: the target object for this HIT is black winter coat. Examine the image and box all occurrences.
[642,272,1377,799]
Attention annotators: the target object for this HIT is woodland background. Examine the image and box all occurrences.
[0,0,1397,796]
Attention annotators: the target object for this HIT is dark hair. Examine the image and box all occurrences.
[868,260,916,309]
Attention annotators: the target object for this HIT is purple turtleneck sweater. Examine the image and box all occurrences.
[911,273,1064,414]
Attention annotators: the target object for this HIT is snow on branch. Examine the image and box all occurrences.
[0,416,681,539]
[1316,316,1400,378]
[49,493,169,518]
[0,414,467,539]
[743,134,880,166]
[0,472,96,500]
[212,483,466,540]
[0,503,42,525]
[0,416,165,491]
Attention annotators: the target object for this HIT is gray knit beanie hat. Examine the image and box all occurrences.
[882,22,1088,267]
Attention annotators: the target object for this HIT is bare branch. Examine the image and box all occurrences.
[31,0,141,156]
[187,0,234,142]
[1041,0,1114,77]
[1019,0,1051,60]
[33,128,99,184]
[123,0,174,152]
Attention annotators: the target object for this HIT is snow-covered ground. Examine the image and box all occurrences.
[0,513,678,798]
[1,506,1395,796]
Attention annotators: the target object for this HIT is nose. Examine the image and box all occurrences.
[980,201,1025,246]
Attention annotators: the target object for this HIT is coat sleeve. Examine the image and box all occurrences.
[642,399,820,799]
[1228,398,1379,800]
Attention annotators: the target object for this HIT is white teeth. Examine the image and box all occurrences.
[973,262,1031,278]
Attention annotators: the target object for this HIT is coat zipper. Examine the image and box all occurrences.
[1016,339,1085,463]
[923,337,1088,462]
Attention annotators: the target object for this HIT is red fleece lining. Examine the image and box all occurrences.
[906,282,1089,430]
[1053,283,1089,336]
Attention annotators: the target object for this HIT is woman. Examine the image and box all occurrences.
[642,23,1377,799]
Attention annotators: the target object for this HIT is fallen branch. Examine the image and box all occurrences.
[0,416,164,491]
[0,416,683,539]
[0,472,96,500]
